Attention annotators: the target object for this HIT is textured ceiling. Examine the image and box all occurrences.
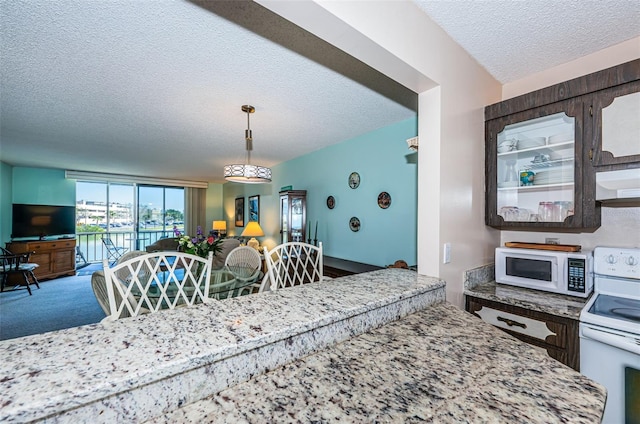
[1,1,639,183]
[414,0,640,83]
[0,0,416,183]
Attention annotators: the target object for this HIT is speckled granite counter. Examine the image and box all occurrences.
[463,263,589,319]
[464,281,589,320]
[0,269,444,423]
[148,302,606,424]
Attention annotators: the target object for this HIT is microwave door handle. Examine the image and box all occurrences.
[582,326,640,355]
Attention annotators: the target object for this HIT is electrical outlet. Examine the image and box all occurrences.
[443,243,451,264]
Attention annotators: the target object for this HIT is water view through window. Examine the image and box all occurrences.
[76,182,185,262]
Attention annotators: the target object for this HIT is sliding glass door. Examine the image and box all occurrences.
[76,182,184,260]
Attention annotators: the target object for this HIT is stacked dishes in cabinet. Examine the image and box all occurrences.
[496,130,576,223]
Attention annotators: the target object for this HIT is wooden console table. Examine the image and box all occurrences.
[6,239,76,281]
[323,256,383,278]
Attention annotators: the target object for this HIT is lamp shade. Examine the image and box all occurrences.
[241,221,264,237]
[212,220,227,231]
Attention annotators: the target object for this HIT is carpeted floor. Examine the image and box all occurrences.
[0,264,107,341]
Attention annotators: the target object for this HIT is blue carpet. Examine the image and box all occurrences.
[0,268,106,341]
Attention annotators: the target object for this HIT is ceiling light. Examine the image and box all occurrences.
[224,105,272,184]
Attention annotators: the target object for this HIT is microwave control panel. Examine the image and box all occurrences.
[567,258,586,292]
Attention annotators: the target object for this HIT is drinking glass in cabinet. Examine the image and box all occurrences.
[496,112,576,223]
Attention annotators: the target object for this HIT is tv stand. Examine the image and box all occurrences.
[6,239,76,281]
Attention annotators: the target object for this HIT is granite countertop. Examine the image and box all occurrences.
[149,301,606,424]
[0,269,445,423]
[464,281,589,320]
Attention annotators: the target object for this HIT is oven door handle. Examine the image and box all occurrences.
[582,325,640,355]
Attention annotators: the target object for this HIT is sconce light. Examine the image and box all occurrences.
[406,136,418,151]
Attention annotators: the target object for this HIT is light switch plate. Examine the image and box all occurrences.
[443,242,451,264]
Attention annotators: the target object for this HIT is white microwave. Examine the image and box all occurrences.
[495,247,593,297]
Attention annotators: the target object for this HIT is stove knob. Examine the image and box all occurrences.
[626,256,638,266]
[607,254,617,264]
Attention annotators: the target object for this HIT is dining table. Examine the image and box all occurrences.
[130,267,262,306]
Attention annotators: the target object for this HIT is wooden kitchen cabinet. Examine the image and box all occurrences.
[466,295,580,371]
[485,59,640,230]
[589,78,640,170]
[6,239,76,281]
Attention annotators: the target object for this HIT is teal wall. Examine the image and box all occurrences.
[0,118,418,266]
[13,167,75,205]
[0,162,13,245]
[0,166,76,245]
[223,117,418,267]
[205,183,224,232]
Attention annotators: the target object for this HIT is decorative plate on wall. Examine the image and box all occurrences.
[348,172,360,189]
[349,217,361,232]
[378,192,391,209]
[326,195,335,209]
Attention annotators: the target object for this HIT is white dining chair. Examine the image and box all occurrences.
[224,246,262,296]
[101,251,213,320]
[263,242,324,291]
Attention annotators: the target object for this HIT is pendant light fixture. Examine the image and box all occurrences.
[223,105,272,184]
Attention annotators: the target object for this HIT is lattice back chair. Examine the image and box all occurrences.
[0,250,40,295]
[224,246,262,297]
[263,242,324,291]
[102,236,129,265]
[91,251,155,320]
[101,251,213,320]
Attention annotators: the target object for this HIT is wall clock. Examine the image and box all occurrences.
[349,217,361,232]
[348,172,360,189]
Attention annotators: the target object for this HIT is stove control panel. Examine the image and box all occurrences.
[594,247,640,279]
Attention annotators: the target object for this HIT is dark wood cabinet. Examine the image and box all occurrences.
[588,79,640,170]
[6,239,76,281]
[466,295,579,371]
[485,59,640,231]
[279,190,307,243]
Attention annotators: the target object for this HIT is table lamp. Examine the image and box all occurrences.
[212,220,227,238]
[241,221,264,250]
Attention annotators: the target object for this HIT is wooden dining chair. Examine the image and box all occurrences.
[0,252,40,295]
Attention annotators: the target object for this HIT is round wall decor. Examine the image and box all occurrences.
[348,172,360,189]
[378,192,391,209]
[326,195,335,209]
[349,216,361,232]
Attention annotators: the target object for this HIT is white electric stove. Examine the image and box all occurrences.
[580,246,640,424]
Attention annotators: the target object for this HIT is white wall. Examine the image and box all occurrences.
[500,37,640,250]
[260,0,503,307]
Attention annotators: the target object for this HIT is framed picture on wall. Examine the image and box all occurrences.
[248,195,260,223]
[235,197,245,227]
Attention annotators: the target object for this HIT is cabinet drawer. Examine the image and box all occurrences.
[467,298,568,349]
[475,305,556,343]
[26,242,47,251]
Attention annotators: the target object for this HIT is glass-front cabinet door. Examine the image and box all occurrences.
[279,190,307,243]
[486,99,597,229]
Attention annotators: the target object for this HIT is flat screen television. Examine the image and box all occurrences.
[11,204,76,240]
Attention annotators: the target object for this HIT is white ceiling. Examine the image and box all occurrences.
[414,0,640,84]
[1,1,639,184]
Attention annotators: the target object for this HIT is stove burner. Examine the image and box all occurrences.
[610,308,640,322]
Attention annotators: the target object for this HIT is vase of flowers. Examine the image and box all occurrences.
[173,225,223,259]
